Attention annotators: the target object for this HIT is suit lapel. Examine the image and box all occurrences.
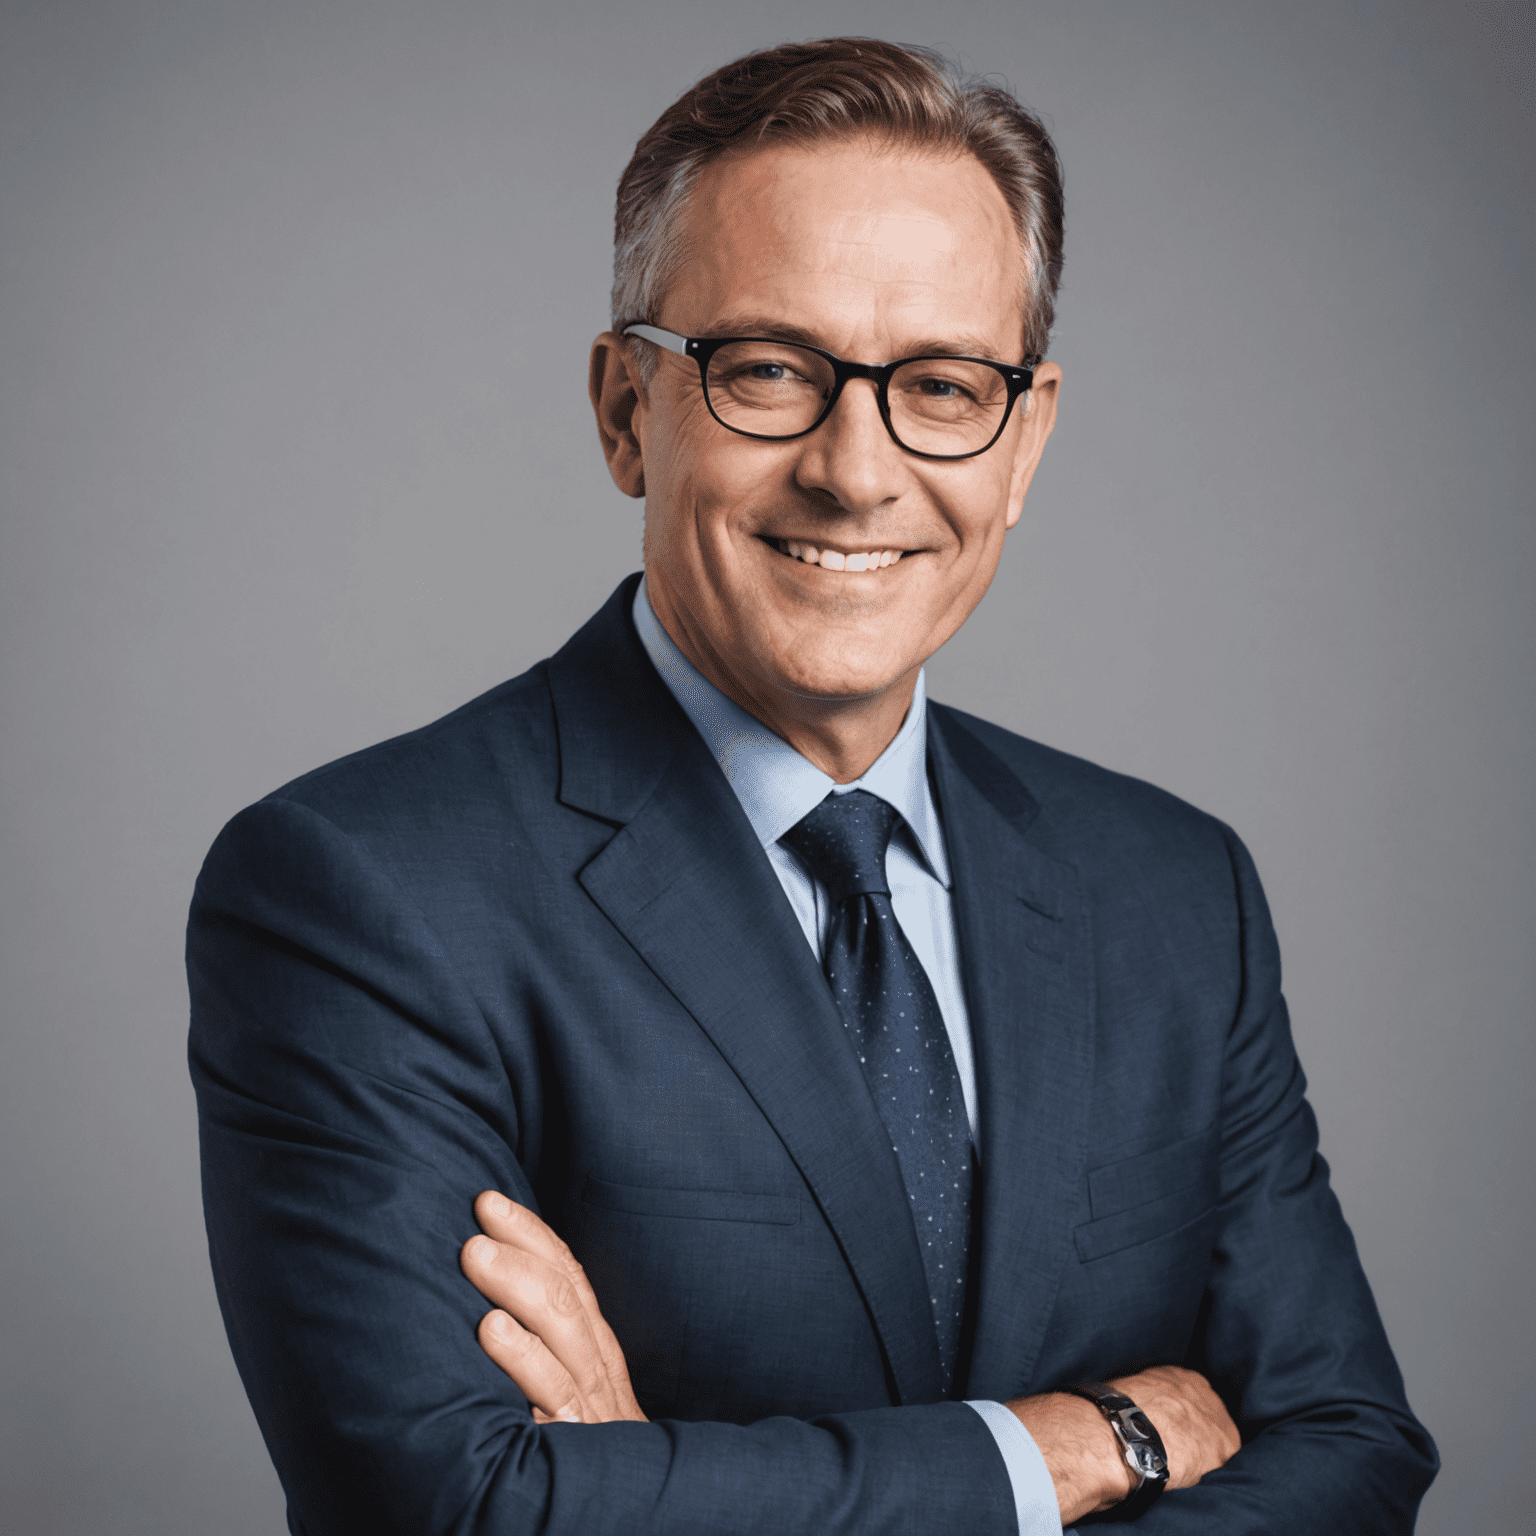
[928,706,1096,1402]
[547,580,944,1404]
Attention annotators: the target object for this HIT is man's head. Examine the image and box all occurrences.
[589,39,1065,772]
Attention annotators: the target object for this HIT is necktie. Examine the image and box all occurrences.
[780,789,974,1394]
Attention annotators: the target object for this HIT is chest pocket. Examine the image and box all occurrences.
[1074,1123,1219,1263]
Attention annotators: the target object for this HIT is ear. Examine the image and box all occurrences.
[589,333,647,499]
[1004,360,1061,529]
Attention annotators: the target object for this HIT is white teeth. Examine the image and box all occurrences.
[776,540,904,570]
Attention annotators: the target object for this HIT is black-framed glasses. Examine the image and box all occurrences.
[622,324,1034,461]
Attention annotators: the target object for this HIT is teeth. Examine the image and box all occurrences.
[776,539,902,572]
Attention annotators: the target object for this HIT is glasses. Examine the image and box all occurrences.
[621,324,1034,461]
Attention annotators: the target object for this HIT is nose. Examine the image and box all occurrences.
[792,376,909,516]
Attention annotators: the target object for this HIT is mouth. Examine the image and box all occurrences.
[762,536,910,573]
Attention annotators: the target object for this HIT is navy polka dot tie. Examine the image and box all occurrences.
[781,790,974,1395]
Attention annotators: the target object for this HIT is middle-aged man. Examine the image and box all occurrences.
[189,37,1437,1535]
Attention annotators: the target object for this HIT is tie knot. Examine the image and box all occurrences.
[780,790,899,905]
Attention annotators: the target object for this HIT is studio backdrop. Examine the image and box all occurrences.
[1,2,1530,1532]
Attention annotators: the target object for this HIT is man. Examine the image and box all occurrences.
[188,38,1436,1534]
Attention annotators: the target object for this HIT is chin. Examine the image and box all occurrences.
[759,638,919,705]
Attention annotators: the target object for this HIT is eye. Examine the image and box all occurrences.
[716,353,813,386]
[891,359,1005,417]
[908,373,982,404]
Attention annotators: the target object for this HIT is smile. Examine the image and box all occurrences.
[770,538,907,572]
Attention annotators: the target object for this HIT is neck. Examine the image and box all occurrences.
[746,677,919,784]
[652,598,918,784]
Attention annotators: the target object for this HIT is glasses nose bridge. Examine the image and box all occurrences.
[821,355,897,438]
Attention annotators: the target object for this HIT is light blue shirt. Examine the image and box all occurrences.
[633,580,1059,1536]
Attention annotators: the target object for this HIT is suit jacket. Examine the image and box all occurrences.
[188,574,1436,1534]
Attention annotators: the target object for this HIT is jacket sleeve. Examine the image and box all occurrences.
[187,796,1019,1536]
[1080,828,1437,1532]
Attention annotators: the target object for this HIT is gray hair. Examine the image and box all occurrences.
[610,39,1065,383]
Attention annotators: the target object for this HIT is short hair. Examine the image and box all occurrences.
[612,37,1065,376]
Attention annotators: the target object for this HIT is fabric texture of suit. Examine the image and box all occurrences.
[188,574,1437,1534]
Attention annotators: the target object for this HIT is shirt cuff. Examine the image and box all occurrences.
[965,1400,1062,1535]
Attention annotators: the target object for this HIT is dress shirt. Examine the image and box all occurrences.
[633,579,1059,1536]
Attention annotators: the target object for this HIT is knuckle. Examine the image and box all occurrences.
[573,1354,607,1389]
[547,1275,583,1318]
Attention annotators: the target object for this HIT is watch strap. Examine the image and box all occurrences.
[1060,1380,1169,1520]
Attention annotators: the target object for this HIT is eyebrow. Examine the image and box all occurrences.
[699,314,1019,364]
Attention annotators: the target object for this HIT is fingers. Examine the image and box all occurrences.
[460,1232,614,1415]
[462,1193,647,1423]
[474,1192,605,1327]
[474,1190,573,1266]
[472,1192,645,1419]
[468,1197,616,1389]
[476,1309,585,1423]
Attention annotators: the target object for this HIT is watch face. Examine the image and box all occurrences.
[1132,1443,1167,1478]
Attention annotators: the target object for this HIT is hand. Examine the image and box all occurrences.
[459,1191,647,1425]
[1007,1365,1239,1526]
[1112,1365,1241,1489]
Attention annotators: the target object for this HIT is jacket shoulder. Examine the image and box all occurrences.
[930,701,1240,872]
[261,661,557,834]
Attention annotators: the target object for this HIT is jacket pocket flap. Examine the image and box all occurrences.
[1073,1180,1217,1264]
[582,1176,800,1226]
[1087,1122,1218,1220]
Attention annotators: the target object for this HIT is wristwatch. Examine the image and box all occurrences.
[1060,1381,1169,1519]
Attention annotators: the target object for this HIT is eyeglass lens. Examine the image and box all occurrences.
[704,340,1012,455]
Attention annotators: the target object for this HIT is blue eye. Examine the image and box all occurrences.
[749,363,787,381]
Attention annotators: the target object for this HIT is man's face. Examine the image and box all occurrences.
[613,137,1059,720]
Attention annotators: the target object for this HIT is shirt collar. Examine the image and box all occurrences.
[633,577,949,885]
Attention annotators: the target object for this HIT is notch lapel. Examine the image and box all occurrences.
[928,706,1096,1402]
[548,580,944,1404]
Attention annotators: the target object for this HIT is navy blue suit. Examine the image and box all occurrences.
[189,575,1436,1533]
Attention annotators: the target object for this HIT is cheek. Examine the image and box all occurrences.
[644,426,771,590]
[648,397,734,510]
[925,468,1015,554]
[662,432,798,541]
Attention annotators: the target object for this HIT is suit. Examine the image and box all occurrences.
[188,574,1436,1533]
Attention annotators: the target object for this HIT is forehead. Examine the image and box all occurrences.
[673,138,1026,356]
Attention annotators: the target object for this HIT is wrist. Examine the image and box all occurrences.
[1007,1390,1136,1525]
[1060,1380,1170,1519]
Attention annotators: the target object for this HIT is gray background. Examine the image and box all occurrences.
[1,1,1530,1531]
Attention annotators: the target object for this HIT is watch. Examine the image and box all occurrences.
[1060,1380,1170,1520]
